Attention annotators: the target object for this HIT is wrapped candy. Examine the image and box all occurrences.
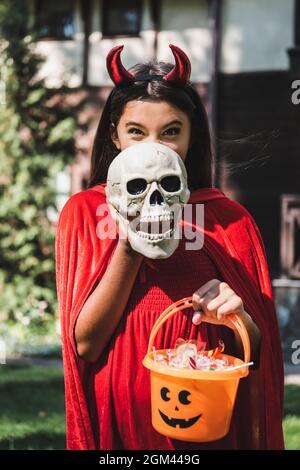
[153,338,232,371]
[167,349,175,363]
[188,356,197,370]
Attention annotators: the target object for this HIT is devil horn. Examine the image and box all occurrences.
[106,44,135,86]
[163,44,191,86]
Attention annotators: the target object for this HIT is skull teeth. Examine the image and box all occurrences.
[134,212,175,236]
[139,213,174,223]
[136,228,174,241]
[136,219,174,235]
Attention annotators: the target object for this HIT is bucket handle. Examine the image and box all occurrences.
[147,296,251,364]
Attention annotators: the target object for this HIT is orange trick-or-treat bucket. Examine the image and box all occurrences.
[142,296,251,442]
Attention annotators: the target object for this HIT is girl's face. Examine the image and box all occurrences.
[111,100,192,161]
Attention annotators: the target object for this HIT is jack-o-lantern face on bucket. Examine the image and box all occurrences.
[158,386,202,429]
[150,374,237,442]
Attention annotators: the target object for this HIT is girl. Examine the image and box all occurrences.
[55,44,284,450]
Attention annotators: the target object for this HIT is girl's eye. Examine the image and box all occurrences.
[128,128,143,135]
[166,127,180,135]
[128,127,180,137]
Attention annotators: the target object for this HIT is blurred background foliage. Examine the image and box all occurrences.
[0,0,78,356]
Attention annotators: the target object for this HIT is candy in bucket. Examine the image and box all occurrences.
[152,338,241,371]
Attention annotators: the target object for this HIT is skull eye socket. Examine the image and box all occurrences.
[127,178,148,195]
[161,387,171,401]
[178,390,191,405]
[160,175,181,192]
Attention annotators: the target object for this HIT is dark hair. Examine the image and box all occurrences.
[87,60,214,191]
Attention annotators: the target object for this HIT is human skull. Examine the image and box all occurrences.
[105,142,190,259]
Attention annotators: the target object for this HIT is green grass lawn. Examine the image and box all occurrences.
[0,364,299,449]
[0,364,65,450]
[282,384,300,450]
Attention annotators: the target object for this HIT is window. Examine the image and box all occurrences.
[281,195,300,279]
[35,0,74,40]
[295,0,300,46]
[102,0,142,37]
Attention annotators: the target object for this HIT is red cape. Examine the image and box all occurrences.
[55,184,284,450]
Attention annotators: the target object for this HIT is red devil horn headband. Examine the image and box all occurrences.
[106,44,191,87]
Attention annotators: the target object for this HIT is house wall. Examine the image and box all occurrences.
[33,0,295,86]
[220,0,294,73]
[89,0,213,85]
[33,0,84,87]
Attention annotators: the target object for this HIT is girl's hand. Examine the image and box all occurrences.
[191,279,247,330]
[107,201,142,257]
[114,215,144,260]
[115,218,136,253]
[109,205,132,250]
